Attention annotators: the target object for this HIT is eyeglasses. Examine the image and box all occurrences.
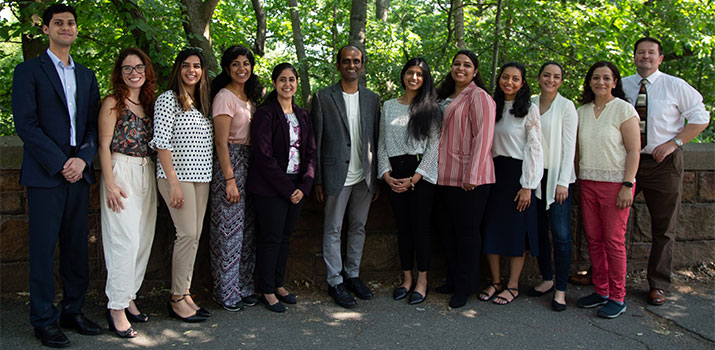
[121,64,146,74]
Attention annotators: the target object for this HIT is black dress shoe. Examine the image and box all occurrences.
[328,283,357,308]
[125,309,149,323]
[243,295,258,307]
[59,313,102,335]
[449,293,468,308]
[551,299,566,312]
[34,322,70,348]
[393,287,409,301]
[344,277,373,300]
[167,301,208,323]
[196,307,211,317]
[106,310,137,338]
[258,295,286,313]
[276,293,298,305]
[409,287,428,305]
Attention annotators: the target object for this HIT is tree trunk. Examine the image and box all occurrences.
[349,0,368,84]
[489,0,504,93]
[179,0,220,74]
[251,0,267,56]
[16,0,48,60]
[331,2,339,49]
[376,0,389,21]
[453,0,465,49]
[111,0,163,76]
[288,0,312,106]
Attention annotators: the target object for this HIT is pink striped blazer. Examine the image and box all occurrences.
[437,82,496,187]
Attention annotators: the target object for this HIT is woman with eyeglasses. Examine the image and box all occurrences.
[247,63,316,312]
[150,47,213,323]
[99,47,156,338]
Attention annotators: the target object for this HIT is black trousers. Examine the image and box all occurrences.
[386,155,435,271]
[27,181,90,327]
[438,184,491,296]
[253,192,304,294]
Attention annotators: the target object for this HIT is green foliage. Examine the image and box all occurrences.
[1,0,713,140]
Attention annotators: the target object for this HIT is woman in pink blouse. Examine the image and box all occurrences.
[434,50,496,308]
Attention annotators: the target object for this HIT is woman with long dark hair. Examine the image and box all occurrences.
[481,62,543,305]
[99,47,157,338]
[575,61,639,319]
[434,50,496,308]
[378,58,441,305]
[247,63,316,313]
[150,48,213,323]
[209,45,262,311]
[525,62,578,311]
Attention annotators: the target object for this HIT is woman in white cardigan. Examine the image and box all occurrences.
[526,62,578,311]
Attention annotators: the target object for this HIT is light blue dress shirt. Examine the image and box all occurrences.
[46,48,78,146]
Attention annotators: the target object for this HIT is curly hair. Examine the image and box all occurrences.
[108,47,157,114]
[494,61,531,121]
[211,45,263,103]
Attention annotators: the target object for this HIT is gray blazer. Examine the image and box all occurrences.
[311,82,380,196]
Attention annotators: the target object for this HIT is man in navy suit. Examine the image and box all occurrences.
[12,4,101,348]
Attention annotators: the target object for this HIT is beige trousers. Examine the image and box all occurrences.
[157,179,210,295]
[101,153,157,309]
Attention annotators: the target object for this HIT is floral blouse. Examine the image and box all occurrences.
[111,108,153,157]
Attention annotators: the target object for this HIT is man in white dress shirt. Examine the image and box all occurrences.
[622,37,709,306]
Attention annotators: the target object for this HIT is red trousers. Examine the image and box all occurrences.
[580,180,634,302]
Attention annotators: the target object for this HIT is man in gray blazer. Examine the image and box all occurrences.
[311,45,380,308]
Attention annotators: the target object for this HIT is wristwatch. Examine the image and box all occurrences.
[621,181,634,188]
[672,137,683,148]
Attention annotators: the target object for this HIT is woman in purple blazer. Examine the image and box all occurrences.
[247,63,316,313]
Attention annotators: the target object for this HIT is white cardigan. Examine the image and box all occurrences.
[532,93,578,210]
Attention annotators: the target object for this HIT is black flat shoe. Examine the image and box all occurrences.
[409,287,428,305]
[125,309,149,323]
[526,285,554,297]
[106,310,137,338]
[276,293,298,305]
[393,287,409,300]
[449,293,468,308]
[34,322,70,348]
[551,299,566,312]
[167,300,208,323]
[259,295,286,313]
[59,313,102,335]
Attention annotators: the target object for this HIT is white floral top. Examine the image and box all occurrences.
[377,98,440,184]
[285,113,301,174]
[149,90,213,182]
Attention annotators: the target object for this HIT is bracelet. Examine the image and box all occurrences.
[225,176,235,181]
[409,177,415,190]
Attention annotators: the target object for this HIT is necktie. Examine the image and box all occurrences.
[635,78,648,149]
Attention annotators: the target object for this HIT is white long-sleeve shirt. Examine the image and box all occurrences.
[492,102,544,189]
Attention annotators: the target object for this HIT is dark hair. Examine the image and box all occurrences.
[537,61,564,77]
[262,63,298,106]
[211,45,263,103]
[336,45,364,64]
[580,61,627,104]
[108,47,157,114]
[42,3,76,25]
[436,50,488,99]
[634,37,663,56]
[400,58,442,141]
[166,48,211,117]
[494,62,531,121]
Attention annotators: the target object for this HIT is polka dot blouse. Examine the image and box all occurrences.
[149,90,213,182]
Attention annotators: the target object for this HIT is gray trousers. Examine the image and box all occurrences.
[323,180,373,286]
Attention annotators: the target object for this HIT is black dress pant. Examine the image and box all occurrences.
[387,155,435,271]
[253,192,304,294]
[438,184,491,297]
[27,181,90,327]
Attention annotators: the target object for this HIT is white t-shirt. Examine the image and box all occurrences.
[343,91,364,186]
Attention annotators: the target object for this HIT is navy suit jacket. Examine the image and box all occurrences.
[247,99,316,199]
[12,52,100,187]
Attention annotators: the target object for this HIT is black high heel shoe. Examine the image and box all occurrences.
[183,293,211,317]
[168,298,208,323]
[125,309,149,323]
[106,309,137,338]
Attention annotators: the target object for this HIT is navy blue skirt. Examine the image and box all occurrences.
[482,156,539,257]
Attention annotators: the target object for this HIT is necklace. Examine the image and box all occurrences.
[127,97,140,105]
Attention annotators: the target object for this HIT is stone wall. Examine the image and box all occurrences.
[1,136,713,293]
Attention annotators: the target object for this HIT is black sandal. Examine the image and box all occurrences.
[493,287,519,305]
[479,283,502,301]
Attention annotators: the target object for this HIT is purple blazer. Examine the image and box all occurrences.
[247,98,316,199]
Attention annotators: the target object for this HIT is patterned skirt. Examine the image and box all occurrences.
[209,143,255,304]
